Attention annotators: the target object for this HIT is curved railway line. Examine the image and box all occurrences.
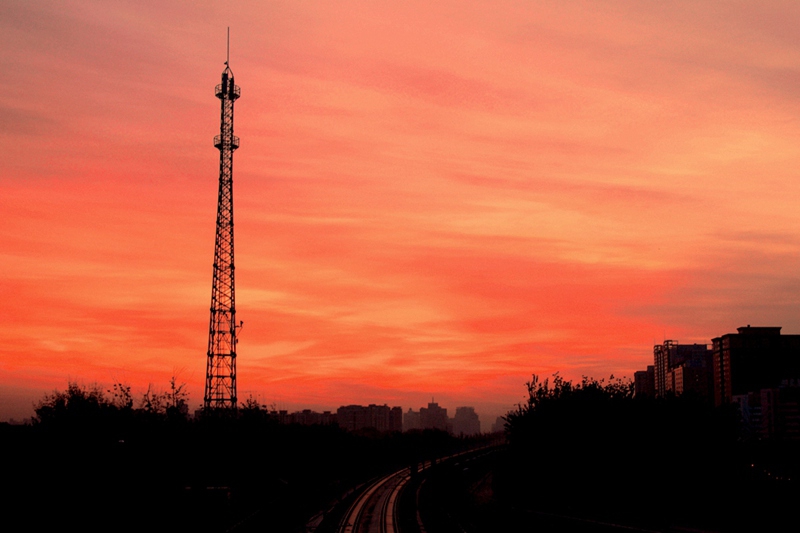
[336,466,414,533]
[334,447,497,533]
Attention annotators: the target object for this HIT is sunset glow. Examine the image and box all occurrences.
[3,1,800,423]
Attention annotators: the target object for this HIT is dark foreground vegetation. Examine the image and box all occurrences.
[6,375,799,532]
[442,374,800,532]
[4,381,486,532]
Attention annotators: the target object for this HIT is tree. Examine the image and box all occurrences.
[34,378,190,427]
[139,377,190,422]
[499,372,744,528]
[108,382,133,410]
[34,382,112,427]
[166,376,189,420]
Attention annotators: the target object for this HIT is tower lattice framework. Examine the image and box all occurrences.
[204,58,241,409]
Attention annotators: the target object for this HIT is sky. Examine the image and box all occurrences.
[2,1,800,425]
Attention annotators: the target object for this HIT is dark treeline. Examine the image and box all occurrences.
[485,374,800,532]
[5,381,486,533]
[9,375,800,532]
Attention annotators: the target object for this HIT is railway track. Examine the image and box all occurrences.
[336,466,412,533]
[335,446,497,533]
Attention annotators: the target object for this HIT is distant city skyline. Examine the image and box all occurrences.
[4,2,800,422]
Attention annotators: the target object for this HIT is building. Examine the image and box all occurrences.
[336,404,402,432]
[404,408,421,431]
[712,326,800,406]
[760,382,800,440]
[733,381,800,440]
[451,406,481,436]
[673,364,712,397]
[272,409,337,426]
[420,402,449,431]
[390,406,403,431]
[634,366,655,398]
[653,341,712,399]
[491,416,506,433]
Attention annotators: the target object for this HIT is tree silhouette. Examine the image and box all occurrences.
[498,373,766,530]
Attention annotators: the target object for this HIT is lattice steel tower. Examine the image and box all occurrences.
[204,39,241,410]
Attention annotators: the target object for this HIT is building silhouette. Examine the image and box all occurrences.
[734,382,800,440]
[336,404,402,432]
[653,341,712,398]
[632,325,800,440]
[491,416,506,433]
[712,326,800,406]
[451,406,481,435]
[634,365,655,398]
[272,409,336,426]
[420,402,449,431]
[403,408,421,431]
[405,402,451,432]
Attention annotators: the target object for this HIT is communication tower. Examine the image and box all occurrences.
[204,34,241,409]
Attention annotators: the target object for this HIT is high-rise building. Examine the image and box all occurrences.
[451,406,481,435]
[634,366,655,398]
[404,408,421,431]
[733,381,800,440]
[420,402,449,431]
[653,341,712,398]
[712,326,800,406]
[491,416,506,433]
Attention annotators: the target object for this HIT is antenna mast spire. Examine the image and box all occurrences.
[204,32,241,410]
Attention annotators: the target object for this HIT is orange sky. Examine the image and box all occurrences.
[3,1,800,424]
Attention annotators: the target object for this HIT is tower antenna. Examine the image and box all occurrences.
[226,27,230,65]
[204,38,241,410]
